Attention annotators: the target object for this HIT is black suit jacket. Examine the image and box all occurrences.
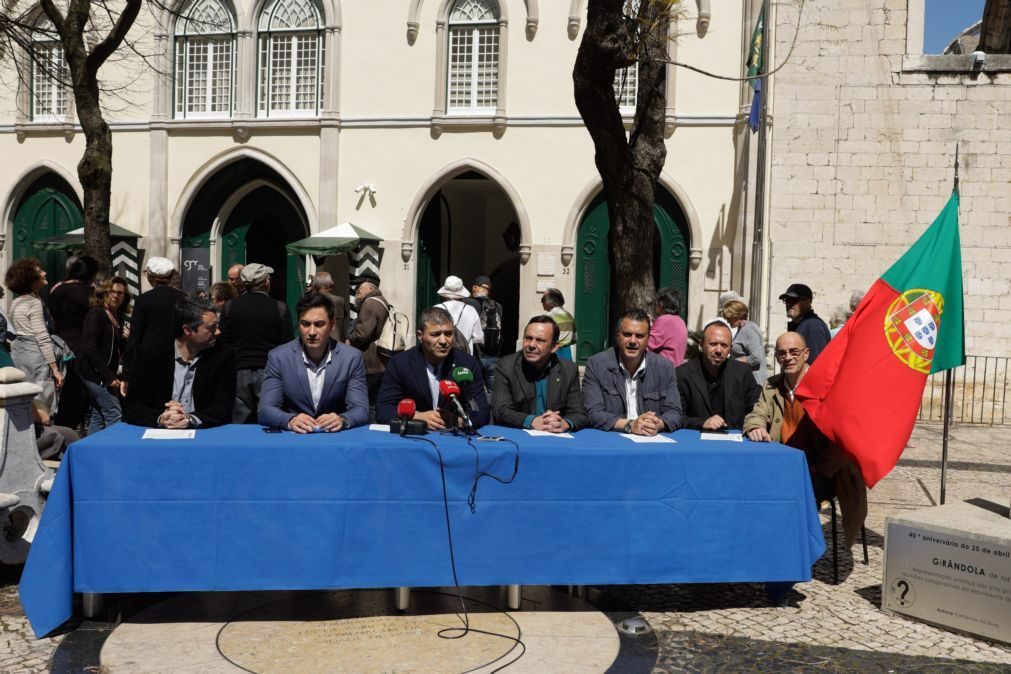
[124,285,187,373]
[675,358,762,430]
[375,346,490,428]
[492,352,587,430]
[124,340,237,428]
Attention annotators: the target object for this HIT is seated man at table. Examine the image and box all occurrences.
[581,308,681,435]
[743,331,867,548]
[124,296,236,428]
[676,320,762,431]
[376,306,490,430]
[492,315,586,432]
[258,292,369,432]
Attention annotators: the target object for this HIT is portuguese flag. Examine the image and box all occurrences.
[796,191,964,487]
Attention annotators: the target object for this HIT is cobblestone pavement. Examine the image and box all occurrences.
[1,423,1009,672]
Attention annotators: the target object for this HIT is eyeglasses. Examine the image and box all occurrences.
[774,348,806,360]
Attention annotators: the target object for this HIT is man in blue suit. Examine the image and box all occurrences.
[258,293,369,432]
[376,306,490,430]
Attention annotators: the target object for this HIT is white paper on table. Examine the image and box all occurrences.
[524,429,574,439]
[622,434,677,443]
[700,432,744,442]
[369,424,391,432]
[141,429,196,440]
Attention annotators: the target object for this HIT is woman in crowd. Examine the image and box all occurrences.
[5,258,64,408]
[648,287,688,368]
[79,276,131,434]
[721,299,768,384]
[47,256,98,429]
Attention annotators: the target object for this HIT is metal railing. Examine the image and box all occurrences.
[918,355,1011,426]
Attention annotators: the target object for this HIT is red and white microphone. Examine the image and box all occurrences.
[438,380,473,431]
[396,399,416,436]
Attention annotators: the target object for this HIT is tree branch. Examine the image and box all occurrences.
[88,0,142,70]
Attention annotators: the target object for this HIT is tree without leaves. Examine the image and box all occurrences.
[573,0,675,317]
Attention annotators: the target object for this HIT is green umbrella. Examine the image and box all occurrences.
[32,224,140,252]
[285,222,382,256]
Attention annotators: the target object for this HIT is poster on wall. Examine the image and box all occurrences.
[181,247,212,297]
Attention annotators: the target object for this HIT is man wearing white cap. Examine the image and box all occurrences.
[124,256,186,383]
[221,263,293,423]
[434,275,483,355]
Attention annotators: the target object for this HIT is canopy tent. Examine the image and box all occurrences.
[285,222,382,256]
[32,224,141,252]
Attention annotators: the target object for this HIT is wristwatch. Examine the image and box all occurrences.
[623,420,634,434]
[186,414,199,429]
[339,414,351,429]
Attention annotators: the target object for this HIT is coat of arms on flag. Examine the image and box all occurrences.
[885,289,944,374]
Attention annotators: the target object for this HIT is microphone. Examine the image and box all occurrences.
[397,399,416,437]
[451,366,474,385]
[439,379,473,432]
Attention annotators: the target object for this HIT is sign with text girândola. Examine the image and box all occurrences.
[181,247,212,297]
[883,503,1010,645]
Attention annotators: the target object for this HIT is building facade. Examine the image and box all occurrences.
[1,0,767,358]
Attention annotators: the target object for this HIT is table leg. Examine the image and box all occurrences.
[507,585,522,610]
[396,587,411,611]
[82,593,103,618]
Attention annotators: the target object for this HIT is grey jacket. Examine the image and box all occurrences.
[581,348,682,431]
[492,352,587,431]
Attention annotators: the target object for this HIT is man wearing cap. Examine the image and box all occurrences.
[221,263,293,423]
[347,270,388,416]
[124,256,187,383]
[435,275,483,356]
[465,275,503,394]
[779,283,831,363]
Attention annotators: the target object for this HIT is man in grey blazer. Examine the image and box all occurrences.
[582,308,682,435]
[493,315,587,432]
[258,292,369,432]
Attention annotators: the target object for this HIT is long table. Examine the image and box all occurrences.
[19,424,826,636]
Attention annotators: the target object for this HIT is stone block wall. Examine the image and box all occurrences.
[767,0,1011,356]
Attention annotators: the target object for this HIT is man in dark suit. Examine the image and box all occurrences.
[676,321,762,431]
[124,296,236,428]
[582,308,682,435]
[376,306,490,430]
[123,256,187,382]
[493,315,586,432]
[258,292,368,432]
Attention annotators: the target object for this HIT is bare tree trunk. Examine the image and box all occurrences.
[979,0,1011,54]
[574,0,669,315]
[38,0,142,272]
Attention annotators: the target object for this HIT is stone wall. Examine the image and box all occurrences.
[767,0,1011,356]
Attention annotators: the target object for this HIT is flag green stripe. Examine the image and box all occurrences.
[880,191,964,373]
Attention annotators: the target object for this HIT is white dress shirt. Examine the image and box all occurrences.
[618,357,647,420]
[302,347,333,413]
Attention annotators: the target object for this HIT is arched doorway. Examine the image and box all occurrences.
[574,189,690,363]
[180,159,309,315]
[10,174,83,292]
[415,170,520,354]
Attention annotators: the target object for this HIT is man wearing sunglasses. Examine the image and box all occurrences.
[779,283,830,363]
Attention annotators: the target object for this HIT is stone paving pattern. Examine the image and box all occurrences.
[1,423,1009,672]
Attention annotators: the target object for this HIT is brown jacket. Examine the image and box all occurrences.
[322,292,346,343]
[348,289,387,375]
[743,372,868,547]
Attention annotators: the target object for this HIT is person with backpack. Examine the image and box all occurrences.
[465,275,503,395]
[434,275,483,356]
[347,270,389,417]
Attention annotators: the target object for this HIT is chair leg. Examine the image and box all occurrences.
[830,498,839,585]
[861,525,869,565]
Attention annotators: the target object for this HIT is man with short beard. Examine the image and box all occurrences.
[676,320,761,431]
[492,315,586,432]
[581,308,682,435]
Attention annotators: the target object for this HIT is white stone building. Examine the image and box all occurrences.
[0,0,769,359]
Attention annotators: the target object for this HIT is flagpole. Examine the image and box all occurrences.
[939,144,958,506]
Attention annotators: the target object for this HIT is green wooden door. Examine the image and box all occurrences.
[220,223,250,272]
[574,200,611,364]
[415,197,442,323]
[13,187,82,291]
[574,199,690,364]
[286,253,305,326]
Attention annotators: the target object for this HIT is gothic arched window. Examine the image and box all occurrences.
[174,0,236,118]
[257,0,323,117]
[446,0,499,114]
[30,18,69,121]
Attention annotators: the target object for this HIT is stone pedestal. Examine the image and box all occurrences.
[0,367,53,565]
[883,500,1011,645]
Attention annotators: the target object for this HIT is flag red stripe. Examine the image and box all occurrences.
[796,279,927,487]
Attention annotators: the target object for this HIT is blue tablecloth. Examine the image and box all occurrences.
[20,424,826,636]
